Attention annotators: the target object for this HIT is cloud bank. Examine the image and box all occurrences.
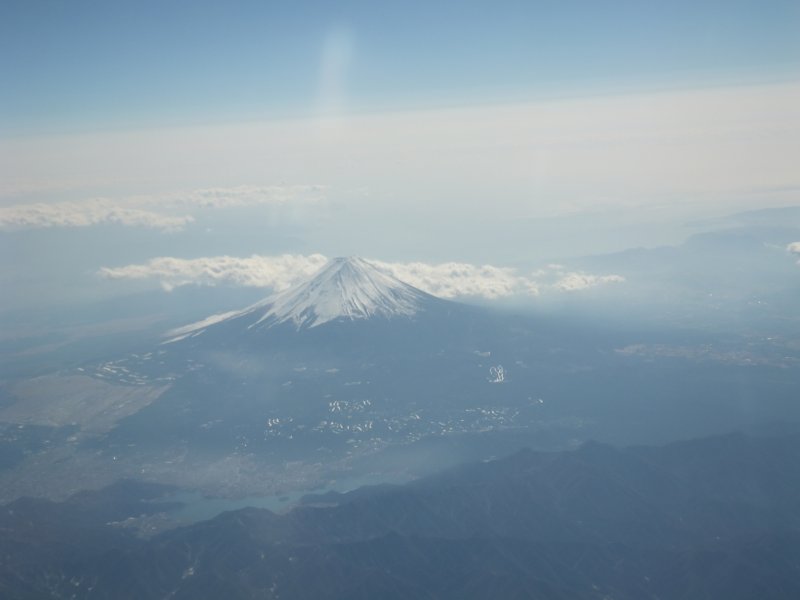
[99,254,624,299]
[0,185,324,232]
[372,261,540,299]
[99,254,329,292]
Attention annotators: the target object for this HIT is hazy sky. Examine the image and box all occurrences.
[1,1,799,310]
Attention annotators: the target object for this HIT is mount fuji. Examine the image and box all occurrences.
[165,257,441,342]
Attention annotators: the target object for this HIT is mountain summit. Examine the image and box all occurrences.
[259,256,429,329]
[166,257,433,340]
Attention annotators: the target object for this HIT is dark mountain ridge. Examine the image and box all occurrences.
[3,432,800,599]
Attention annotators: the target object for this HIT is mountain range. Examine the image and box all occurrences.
[2,431,799,599]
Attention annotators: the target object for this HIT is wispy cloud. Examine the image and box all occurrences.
[524,263,626,293]
[98,254,624,299]
[0,185,324,232]
[134,185,325,210]
[549,271,626,292]
[0,200,193,232]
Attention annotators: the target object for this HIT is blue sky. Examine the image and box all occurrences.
[2,0,799,134]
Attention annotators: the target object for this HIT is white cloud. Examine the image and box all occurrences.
[99,254,329,292]
[0,185,324,232]
[372,260,539,299]
[788,241,800,263]
[99,254,624,299]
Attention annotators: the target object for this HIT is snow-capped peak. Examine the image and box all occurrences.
[165,257,430,340]
[255,256,427,329]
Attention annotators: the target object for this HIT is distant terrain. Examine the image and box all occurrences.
[2,432,799,599]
